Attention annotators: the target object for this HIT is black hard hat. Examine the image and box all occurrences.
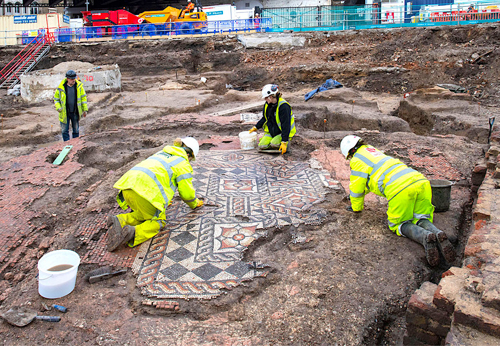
[66,70,77,79]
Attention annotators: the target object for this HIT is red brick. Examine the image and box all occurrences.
[408,282,451,325]
[472,163,487,186]
[454,306,500,337]
[407,326,441,345]
[441,270,455,278]
[403,332,426,345]
[405,310,428,328]
[464,245,483,258]
[433,286,455,315]
[468,234,486,245]
[427,318,450,337]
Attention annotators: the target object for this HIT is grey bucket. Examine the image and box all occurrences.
[429,179,453,212]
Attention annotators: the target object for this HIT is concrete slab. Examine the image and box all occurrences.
[237,33,306,49]
[20,64,121,103]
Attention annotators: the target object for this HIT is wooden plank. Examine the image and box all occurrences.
[208,102,262,117]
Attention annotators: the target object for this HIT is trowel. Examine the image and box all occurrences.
[258,148,282,154]
[198,196,220,207]
[1,306,60,327]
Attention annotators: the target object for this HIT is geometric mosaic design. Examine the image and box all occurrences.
[132,151,340,299]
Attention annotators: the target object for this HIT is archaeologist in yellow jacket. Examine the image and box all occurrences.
[107,137,204,251]
[340,135,455,267]
[249,84,296,155]
[53,70,88,142]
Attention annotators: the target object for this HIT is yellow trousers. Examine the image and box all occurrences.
[117,189,165,247]
[258,133,282,149]
[387,179,434,236]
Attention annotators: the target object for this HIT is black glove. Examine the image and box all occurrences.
[346,205,361,213]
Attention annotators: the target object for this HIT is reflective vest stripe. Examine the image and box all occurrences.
[148,156,185,192]
[350,191,364,198]
[385,168,416,188]
[353,153,374,167]
[414,213,431,219]
[371,157,391,177]
[263,98,295,139]
[183,197,197,203]
[176,173,192,183]
[351,170,369,179]
[130,166,169,209]
[378,163,405,194]
[388,178,426,202]
[388,220,398,227]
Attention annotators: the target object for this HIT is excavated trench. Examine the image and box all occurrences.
[1,25,498,344]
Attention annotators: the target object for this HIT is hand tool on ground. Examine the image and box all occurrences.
[1,306,60,327]
[258,148,281,154]
[488,116,495,144]
[52,305,67,313]
[88,269,127,284]
[198,196,220,207]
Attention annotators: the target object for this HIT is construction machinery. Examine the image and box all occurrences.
[82,3,208,36]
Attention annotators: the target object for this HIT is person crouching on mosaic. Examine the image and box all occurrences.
[106,137,204,251]
[249,84,296,155]
[340,135,455,267]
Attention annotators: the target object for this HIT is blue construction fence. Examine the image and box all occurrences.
[21,29,46,44]
[262,1,500,31]
[22,18,272,43]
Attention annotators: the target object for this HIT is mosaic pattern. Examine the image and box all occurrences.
[132,151,339,299]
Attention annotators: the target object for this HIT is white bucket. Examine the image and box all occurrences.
[38,250,80,299]
[239,131,258,150]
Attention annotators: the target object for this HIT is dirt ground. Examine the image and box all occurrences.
[0,23,498,345]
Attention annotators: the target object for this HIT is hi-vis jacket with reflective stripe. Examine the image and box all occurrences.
[53,79,88,124]
[113,146,199,212]
[349,145,426,211]
[263,97,296,140]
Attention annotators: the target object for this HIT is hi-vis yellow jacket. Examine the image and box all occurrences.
[53,79,88,124]
[263,97,296,139]
[349,145,426,211]
[114,146,199,213]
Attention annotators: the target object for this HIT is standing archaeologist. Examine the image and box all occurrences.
[340,135,455,266]
[107,137,204,251]
[53,70,88,142]
[249,84,296,155]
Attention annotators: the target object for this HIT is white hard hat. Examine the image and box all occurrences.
[181,137,199,160]
[262,84,279,99]
[340,135,361,158]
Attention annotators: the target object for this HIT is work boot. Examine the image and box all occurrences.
[417,219,456,264]
[107,216,135,251]
[400,222,440,267]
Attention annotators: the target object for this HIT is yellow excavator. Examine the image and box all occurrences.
[137,0,207,34]
[83,0,207,35]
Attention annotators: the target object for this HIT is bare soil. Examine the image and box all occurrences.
[0,23,497,345]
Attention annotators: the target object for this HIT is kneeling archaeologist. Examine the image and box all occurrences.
[340,135,455,266]
[107,137,204,251]
[249,84,296,155]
